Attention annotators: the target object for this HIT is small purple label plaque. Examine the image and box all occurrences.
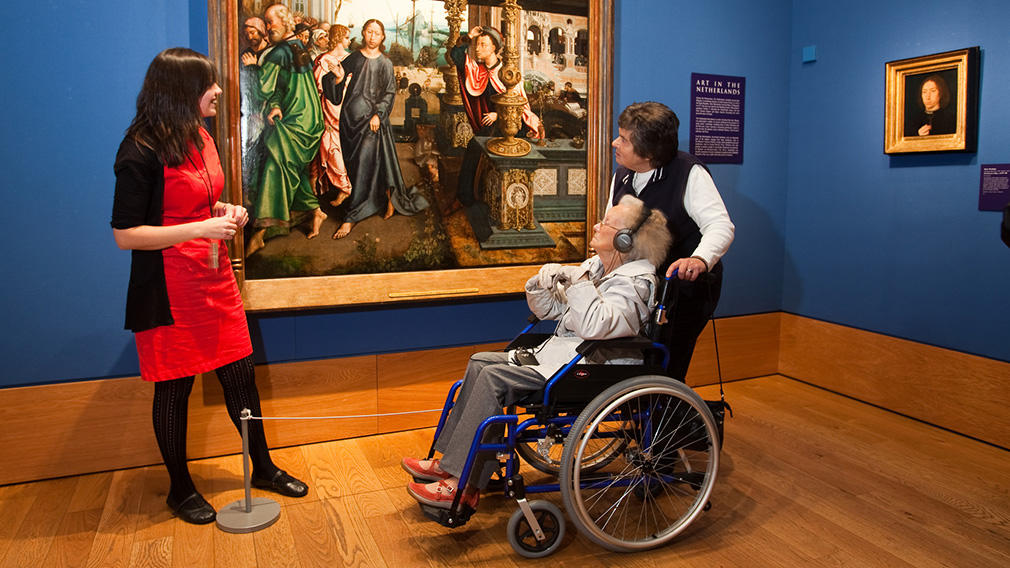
[690,73,745,164]
[979,164,1010,211]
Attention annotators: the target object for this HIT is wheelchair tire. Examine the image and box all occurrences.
[507,500,566,558]
[559,376,719,552]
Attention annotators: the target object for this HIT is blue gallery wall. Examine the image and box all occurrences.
[785,0,1010,362]
[0,1,197,387]
[2,0,1003,389]
[614,0,793,317]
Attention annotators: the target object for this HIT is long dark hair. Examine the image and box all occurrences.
[125,48,217,167]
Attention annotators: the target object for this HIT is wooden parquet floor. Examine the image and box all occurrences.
[1,375,1008,567]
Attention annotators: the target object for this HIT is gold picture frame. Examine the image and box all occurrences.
[207,0,614,311]
[884,46,979,155]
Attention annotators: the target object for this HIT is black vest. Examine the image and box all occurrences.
[612,151,710,267]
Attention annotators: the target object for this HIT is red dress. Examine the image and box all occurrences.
[134,129,252,381]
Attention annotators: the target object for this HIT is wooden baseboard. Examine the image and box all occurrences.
[779,313,1009,448]
[0,354,381,487]
[1,314,777,485]
[12,311,1004,485]
[685,312,780,386]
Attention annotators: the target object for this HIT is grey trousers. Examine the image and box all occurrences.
[434,351,545,488]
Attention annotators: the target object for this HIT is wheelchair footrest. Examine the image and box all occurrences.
[419,503,476,528]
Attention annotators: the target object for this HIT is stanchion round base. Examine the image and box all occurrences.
[216,497,281,533]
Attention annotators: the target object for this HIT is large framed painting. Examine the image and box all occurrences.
[884,46,979,155]
[208,0,614,310]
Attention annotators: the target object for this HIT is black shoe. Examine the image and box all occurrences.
[252,469,308,497]
[167,492,216,525]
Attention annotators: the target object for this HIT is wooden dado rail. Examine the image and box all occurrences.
[1,312,1005,486]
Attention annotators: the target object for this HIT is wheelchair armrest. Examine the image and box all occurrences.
[505,333,553,351]
[576,336,656,357]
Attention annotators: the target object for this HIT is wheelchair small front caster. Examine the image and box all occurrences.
[507,500,565,558]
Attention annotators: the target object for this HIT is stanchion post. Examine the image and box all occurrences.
[240,408,252,513]
[216,408,281,533]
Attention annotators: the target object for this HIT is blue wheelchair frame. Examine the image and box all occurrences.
[420,276,682,526]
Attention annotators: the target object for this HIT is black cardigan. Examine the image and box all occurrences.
[111,137,173,332]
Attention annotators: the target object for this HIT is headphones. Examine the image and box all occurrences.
[613,206,651,254]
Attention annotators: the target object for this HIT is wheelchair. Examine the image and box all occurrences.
[413,277,723,558]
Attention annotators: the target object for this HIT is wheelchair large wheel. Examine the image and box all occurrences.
[559,376,719,552]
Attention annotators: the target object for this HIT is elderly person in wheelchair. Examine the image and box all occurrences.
[402,194,671,510]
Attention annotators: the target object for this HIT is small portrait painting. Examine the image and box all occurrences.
[884,47,979,155]
[903,69,958,137]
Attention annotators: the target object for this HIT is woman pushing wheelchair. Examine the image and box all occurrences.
[402,194,672,509]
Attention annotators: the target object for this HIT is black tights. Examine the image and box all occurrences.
[152,355,279,501]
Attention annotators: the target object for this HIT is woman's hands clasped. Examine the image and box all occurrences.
[214,202,249,227]
[200,217,238,240]
[203,203,249,240]
[537,263,588,290]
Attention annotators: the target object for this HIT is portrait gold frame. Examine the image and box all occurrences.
[207,0,614,311]
[884,46,979,155]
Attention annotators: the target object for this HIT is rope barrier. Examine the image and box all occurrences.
[245,408,443,421]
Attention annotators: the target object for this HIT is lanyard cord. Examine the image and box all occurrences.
[185,147,215,219]
[185,145,221,269]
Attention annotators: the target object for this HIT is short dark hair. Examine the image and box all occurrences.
[618,102,680,168]
[125,47,217,167]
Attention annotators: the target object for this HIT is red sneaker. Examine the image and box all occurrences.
[407,480,479,510]
[401,457,452,482]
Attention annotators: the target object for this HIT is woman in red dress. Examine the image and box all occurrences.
[111,48,308,525]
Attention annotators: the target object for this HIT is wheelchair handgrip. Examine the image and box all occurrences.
[655,270,677,326]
